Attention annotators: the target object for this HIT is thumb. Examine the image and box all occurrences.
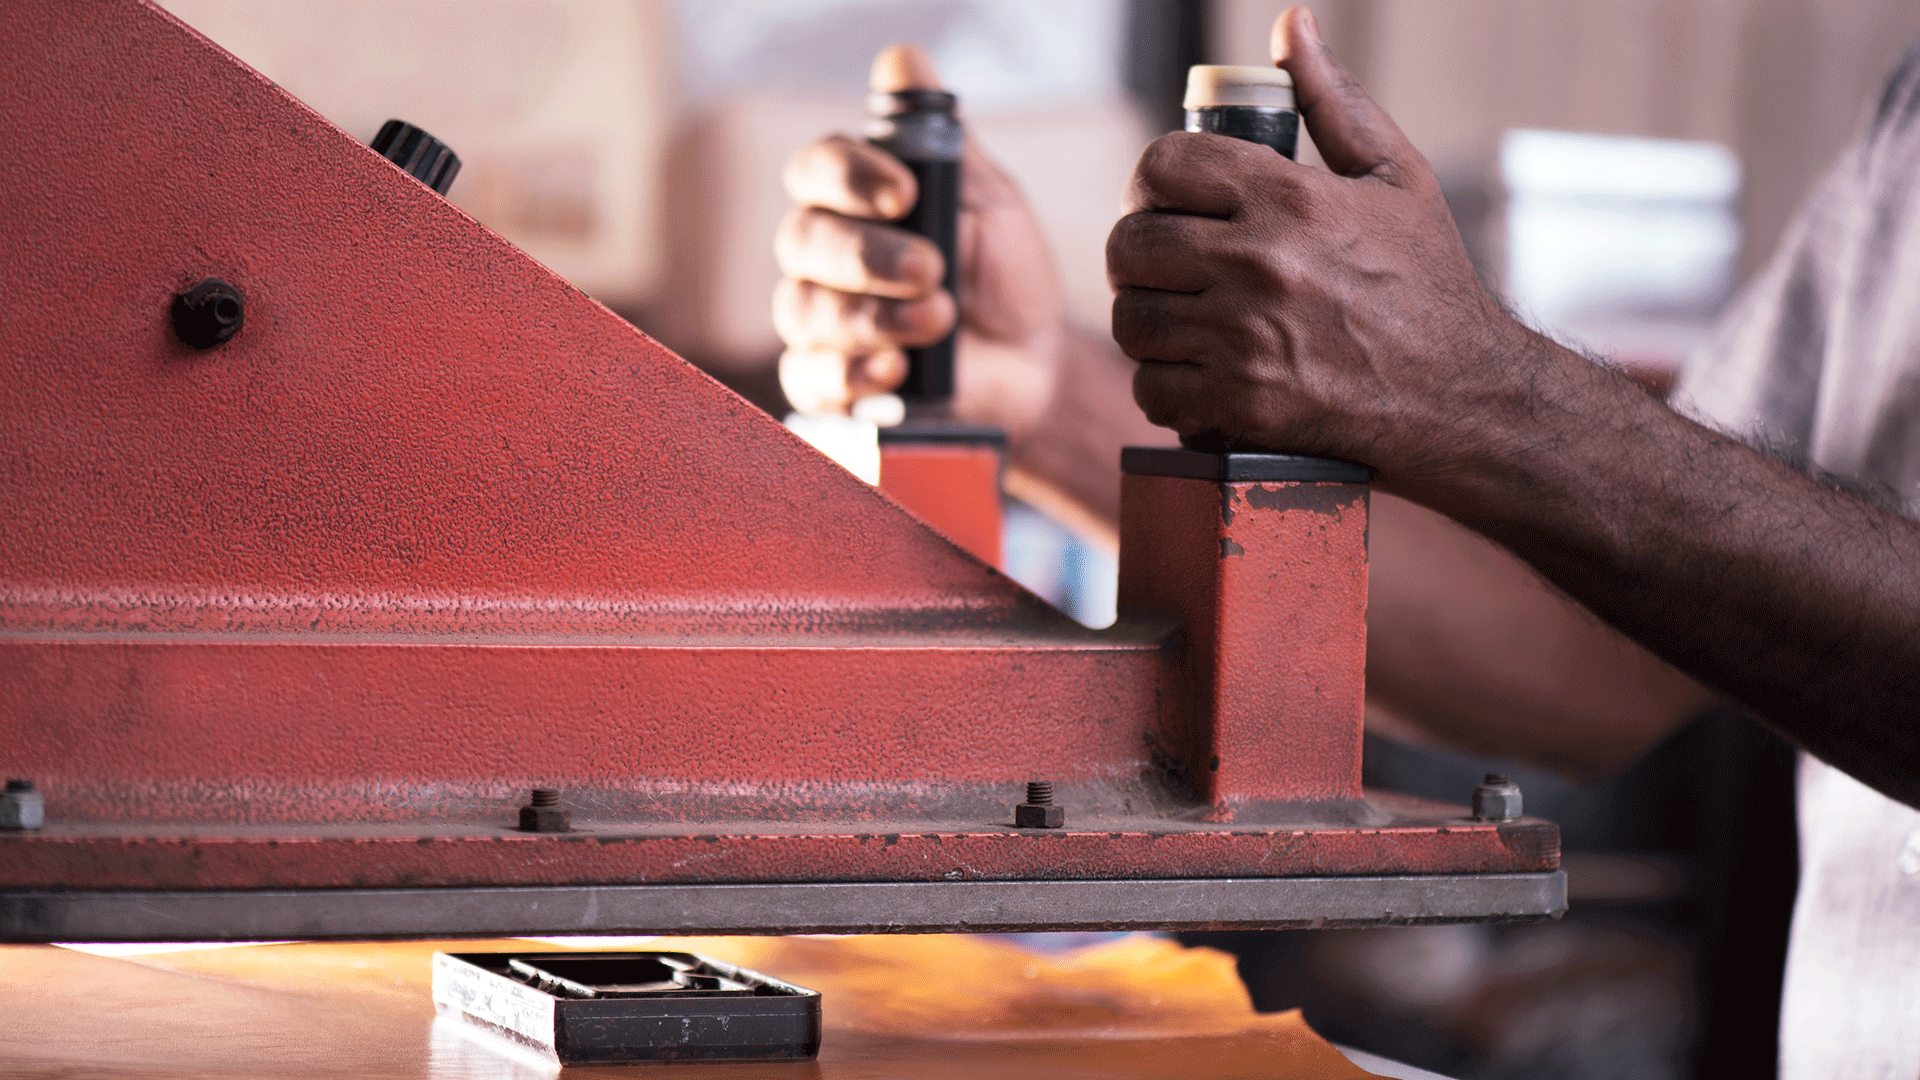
[1271,7,1417,184]
[871,43,943,93]
[869,46,1018,216]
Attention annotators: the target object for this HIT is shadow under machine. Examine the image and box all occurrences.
[0,0,1562,943]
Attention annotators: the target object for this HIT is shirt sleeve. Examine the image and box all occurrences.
[1672,40,1920,472]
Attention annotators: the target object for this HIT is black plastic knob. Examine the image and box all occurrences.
[370,119,460,195]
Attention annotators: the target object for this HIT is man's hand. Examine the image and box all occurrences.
[1107,7,1538,488]
[1106,8,1920,807]
[775,44,1065,440]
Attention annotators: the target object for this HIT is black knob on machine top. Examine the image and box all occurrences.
[371,119,461,196]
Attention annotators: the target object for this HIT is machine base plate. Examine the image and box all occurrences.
[3,872,1565,942]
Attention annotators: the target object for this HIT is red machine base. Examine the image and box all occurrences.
[0,0,1561,940]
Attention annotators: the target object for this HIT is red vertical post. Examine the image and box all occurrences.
[877,426,1005,568]
[1117,449,1370,812]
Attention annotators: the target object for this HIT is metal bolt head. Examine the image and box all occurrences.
[519,789,570,832]
[519,805,571,833]
[1014,802,1064,828]
[1472,773,1522,822]
[171,278,245,349]
[1,778,44,831]
[1014,781,1064,828]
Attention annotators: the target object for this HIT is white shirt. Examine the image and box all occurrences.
[1676,38,1920,1080]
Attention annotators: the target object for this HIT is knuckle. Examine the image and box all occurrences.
[1109,293,1164,355]
[1108,211,1156,248]
[1138,132,1192,174]
[778,348,852,413]
[785,137,853,202]
[1130,370,1179,427]
[772,209,810,271]
[1105,216,1144,273]
[782,208,836,266]
[836,290,883,338]
[1107,214,1188,282]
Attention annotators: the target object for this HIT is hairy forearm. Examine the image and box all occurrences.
[1365,492,1715,780]
[1425,333,1920,809]
[1002,325,1718,782]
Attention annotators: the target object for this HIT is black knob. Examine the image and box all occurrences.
[370,119,460,195]
[171,278,245,349]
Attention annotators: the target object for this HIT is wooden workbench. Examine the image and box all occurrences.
[0,933,1438,1078]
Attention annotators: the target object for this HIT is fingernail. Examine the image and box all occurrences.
[1302,9,1320,42]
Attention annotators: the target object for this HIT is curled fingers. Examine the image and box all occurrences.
[775,206,944,300]
[773,277,955,353]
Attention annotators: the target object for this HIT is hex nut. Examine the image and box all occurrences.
[1472,773,1523,822]
[518,805,571,833]
[1014,802,1064,829]
[1,779,44,831]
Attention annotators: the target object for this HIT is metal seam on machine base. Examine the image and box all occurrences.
[1,873,1566,943]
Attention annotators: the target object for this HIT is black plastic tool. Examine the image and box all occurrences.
[867,88,963,411]
[434,951,820,1063]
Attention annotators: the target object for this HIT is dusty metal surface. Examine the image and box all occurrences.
[0,873,1566,942]
[0,0,1045,640]
[0,0,1558,933]
[0,791,1558,891]
[1119,474,1371,808]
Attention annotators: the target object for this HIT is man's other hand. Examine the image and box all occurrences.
[1107,7,1534,487]
[775,44,1066,438]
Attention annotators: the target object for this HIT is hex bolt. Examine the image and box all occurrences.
[171,278,245,349]
[1014,779,1064,829]
[1472,773,1523,822]
[1,778,45,831]
[518,788,571,833]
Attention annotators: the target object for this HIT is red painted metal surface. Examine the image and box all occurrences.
[878,442,1004,568]
[0,0,1554,904]
[1119,476,1369,809]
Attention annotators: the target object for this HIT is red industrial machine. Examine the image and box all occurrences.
[0,0,1560,942]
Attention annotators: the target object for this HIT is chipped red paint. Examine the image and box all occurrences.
[1119,476,1370,809]
[0,0,1552,906]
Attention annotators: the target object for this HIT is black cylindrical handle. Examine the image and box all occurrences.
[371,119,461,195]
[1178,70,1303,453]
[867,90,963,413]
[1185,106,1299,159]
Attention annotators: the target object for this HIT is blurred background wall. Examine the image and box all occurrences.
[157,0,1920,393]
[142,3,1920,1078]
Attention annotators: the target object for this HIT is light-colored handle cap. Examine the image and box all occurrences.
[1183,65,1296,110]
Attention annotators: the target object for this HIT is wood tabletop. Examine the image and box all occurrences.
[1,933,1384,1078]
